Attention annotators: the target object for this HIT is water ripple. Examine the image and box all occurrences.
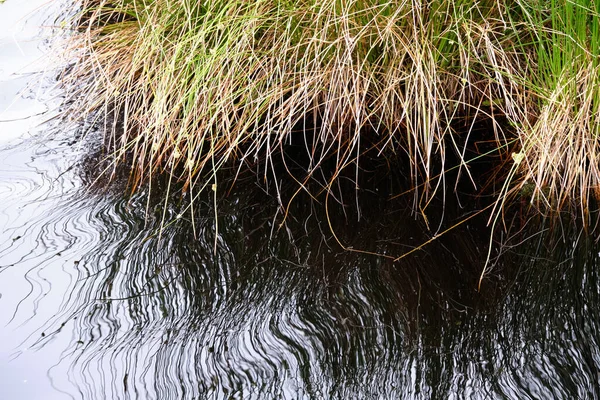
[4,113,600,400]
[2,4,600,396]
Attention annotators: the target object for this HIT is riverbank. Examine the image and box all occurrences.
[59,0,600,220]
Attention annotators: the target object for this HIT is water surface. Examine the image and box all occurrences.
[1,2,600,399]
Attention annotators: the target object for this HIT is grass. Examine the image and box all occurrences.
[58,0,600,224]
[510,1,600,217]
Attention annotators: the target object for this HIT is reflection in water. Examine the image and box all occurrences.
[3,125,598,399]
[492,229,600,399]
[1,2,600,398]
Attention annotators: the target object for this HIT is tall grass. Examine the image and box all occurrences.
[62,1,524,206]
[60,0,600,221]
[510,0,600,217]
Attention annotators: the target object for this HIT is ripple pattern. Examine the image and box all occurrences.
[1,3,600,398]
[3,148,599,399]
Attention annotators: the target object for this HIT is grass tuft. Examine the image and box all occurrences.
[58,0,600,224]
[511,0,600,217]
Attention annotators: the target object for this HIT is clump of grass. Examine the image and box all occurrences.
[59,0,600,228]
[507,0,600,218]
[61,0,526,212]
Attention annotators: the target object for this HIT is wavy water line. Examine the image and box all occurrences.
[5,148,600,399]
[5,127,600,399]
[2,3,600,396]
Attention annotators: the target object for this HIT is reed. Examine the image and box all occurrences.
[59,0,600,220]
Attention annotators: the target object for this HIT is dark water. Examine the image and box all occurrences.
[2,2,600,399]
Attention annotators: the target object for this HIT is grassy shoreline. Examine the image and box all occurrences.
[59,0,600,220]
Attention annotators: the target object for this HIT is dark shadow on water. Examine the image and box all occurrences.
[17,131,600,399]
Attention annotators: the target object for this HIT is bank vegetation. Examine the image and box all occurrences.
[60,0,600,221]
